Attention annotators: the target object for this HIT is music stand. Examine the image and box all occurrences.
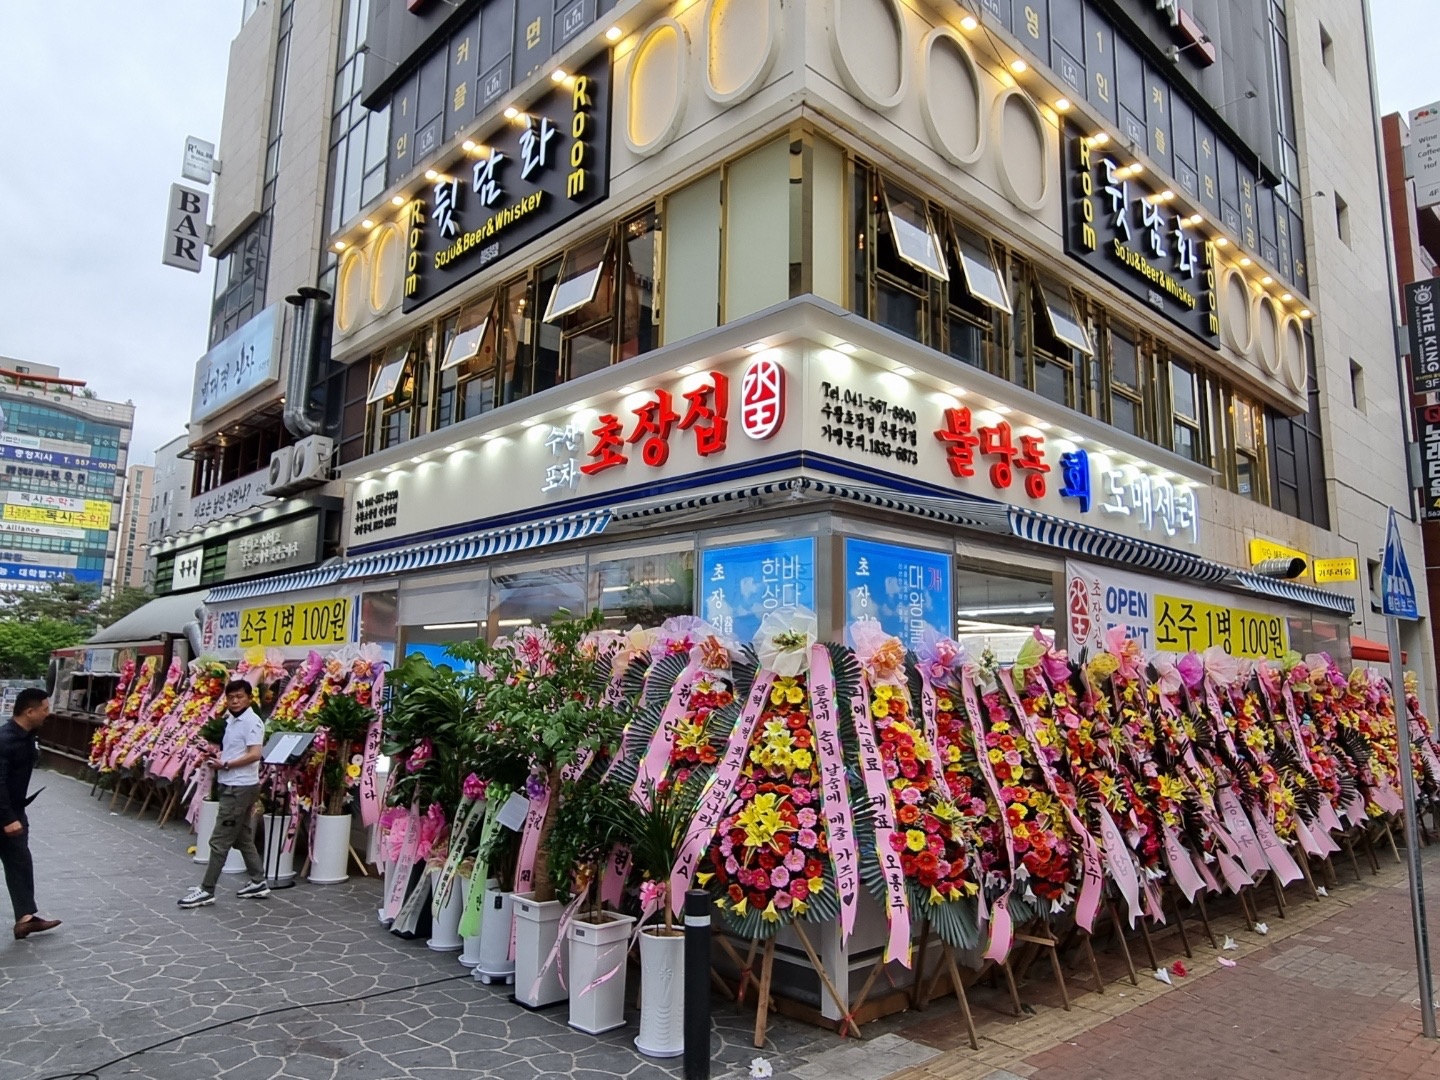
[261,732,316,891]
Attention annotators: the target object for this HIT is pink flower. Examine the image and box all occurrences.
[408,739,433,770]
[770,867,791,888]
[790,787,813,806]
[883,759,900,780]
[639,880,666,911]
[462,773,487,801]
[725,856,740,875]
[797,807,818,828]
[774,891,793,909]
[784,849,806,872]
[1176,652,1204,692]
[797,828,819,849]
[899,786,923,805]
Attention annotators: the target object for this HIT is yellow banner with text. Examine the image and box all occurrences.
[3,501,112,530]
[239,597,351,649]
[1154,594,1289,659]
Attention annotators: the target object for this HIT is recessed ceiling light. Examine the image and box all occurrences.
[1188,213,1204,225]
[333,241,347,251]
[994,405,1012,414]
[948,386,967,397]
[1300,309,1313,318]
[1215,236,1230,247]
[462,139,476,152]
[1010,59,1028,74]
[1036,420,1052,430]
[1088,132,1110,146]
[835,342,858,354]
[1070,434,1085,444]
[605,25,623,41]
[521,418,538,427]
[481,432,499,441]
[410,456,424,464]
[619,385,637,394]
[1239,257,1253,267]
[1055,98,1071,112]
[677,365,697,375]
[1261,275,1274,285]
[391,195,405,207]
[1281,293,1294,302]
[1160,190,1175,201]
[551,69,567,82]
[744,341,767,353]
[424,169,439,181]
[444,445,460,453]
[504,106,519,119]
[960,15,978,31]
[361,218,375,229]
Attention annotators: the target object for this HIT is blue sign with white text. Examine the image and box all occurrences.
[843,538,952,648]
[0,563,102,585]
[700,538,816,645]
[1382,508,1419,620]
[0,445,117,474]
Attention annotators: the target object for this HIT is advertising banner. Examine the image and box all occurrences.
[239,597,352,649]
[700,537,816,644]
[842,538,952,646]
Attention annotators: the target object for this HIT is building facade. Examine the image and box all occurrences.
[0,359,133,595]
[147,434,193,550]
[115,464,154,590]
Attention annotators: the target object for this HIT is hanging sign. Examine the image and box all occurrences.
[1419,403,1440,521]
[401,54,611,312]
[162,183,208,273]
[1408,280,1440,394]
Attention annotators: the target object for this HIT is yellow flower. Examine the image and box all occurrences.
[346,763,361,779]
[736,793,794,849]
[1013,822,1030,839]
[937,696,954,711]
[787,686,805,705]
[696,872,714,885]
[905,830,927,852]
[988,748,1005,764]
[871,699,890,719]
[792,899,809,916]
[791,749,813,770]
[875,684,894,701]
[1157,775,1186,802]
[947,746,962,764]
[1034,727,1051,747]
[762,900,780,923]
[732,896,748,917]
[770,687,786,706]
[928,886,946,906]
[807,876,824,895]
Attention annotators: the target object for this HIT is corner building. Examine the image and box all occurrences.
[192,0,1431,1015]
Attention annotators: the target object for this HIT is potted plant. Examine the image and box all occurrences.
[308,693,374,884]
[617,780,703,1056]
[451,611,625,1008]
[548,778,636,1033]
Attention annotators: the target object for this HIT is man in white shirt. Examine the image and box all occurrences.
[178,681,268,908]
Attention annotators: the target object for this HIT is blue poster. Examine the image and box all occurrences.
[0,563,102,585]
[843,539,952,648]
[699,537,816,645]
[402,641,474,671]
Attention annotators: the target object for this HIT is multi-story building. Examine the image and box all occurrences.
[0,359,133,595]
[167,0,1431,1019]
[114,464,154,591]
[147,434,193,550]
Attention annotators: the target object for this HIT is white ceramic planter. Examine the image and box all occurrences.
[568,911,636,1035]
[473,883,516,985]
[194,799,246,873]
[513,892,566,1008]
[262,814,296,881]
[635,927,686,1057]
[309,813,352,884]
[427,869,465,951]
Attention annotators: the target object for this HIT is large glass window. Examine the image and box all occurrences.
[1168,359,1206,465]
[953,565,1055,663]
[486,559,587,640]
[1266,336,1329,527]
[590,546,696,628]
[324,0,388,237]
[1105,323,1145,438]
[437,298,498,426]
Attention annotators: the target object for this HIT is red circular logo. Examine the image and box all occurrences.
[740,358,785,440]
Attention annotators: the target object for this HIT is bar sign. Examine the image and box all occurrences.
[1404,278,1440,393]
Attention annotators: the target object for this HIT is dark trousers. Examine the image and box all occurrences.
[0,825,36,923]
[202,785,265,891]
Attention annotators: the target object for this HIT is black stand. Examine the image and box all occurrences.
[261,732,315,891]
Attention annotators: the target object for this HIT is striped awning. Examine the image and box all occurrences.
[1008,507,1232,584]
[610,476,1010,534]
[340,509,611,581]
[204,563,345,604]
[1232,571,1355,616]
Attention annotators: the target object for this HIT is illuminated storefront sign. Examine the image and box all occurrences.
[1065,128,1218,346]
[191,305,284,423]
[700,538,815,642]
[402,54,611,312]
[843,539,952,644]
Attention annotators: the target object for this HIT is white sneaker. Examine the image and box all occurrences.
[177,887,215,909]
[237,880,271,899]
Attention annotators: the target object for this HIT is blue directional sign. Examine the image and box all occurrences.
[1382,508,1419,620]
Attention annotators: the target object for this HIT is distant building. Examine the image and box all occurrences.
[115,464,154,590]
[0,359,133,594]
[147,434,192,542]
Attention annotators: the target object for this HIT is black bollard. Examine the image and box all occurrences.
[683,888,712,1080]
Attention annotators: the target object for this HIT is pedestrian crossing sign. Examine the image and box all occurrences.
[1381,508,1419,620]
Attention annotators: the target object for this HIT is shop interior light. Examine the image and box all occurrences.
[960,14,978,31]
[391,195,406,206]
[424,169,439,180]
[744,341,768,353]
[1035,420,1052,430]
[605,25,623,41]
[1054,98,1071,112]
[362,218,375,229]
[894,365,914,376]
[422,622,479,631]
[1159,190,1175,201]
[552,69,568,82]
[496,618,534,627]
[1009,59,1028,74]
[956,604,1054,618]
[836,342,858,354]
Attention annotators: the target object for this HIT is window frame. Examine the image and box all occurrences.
[880,178,949,281]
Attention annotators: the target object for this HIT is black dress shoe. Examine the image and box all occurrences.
[13,916,60,939]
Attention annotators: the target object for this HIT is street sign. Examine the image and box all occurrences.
[1381,508,1419,619]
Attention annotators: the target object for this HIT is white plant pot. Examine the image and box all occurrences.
[568,911,636,1035]
[379,859,395,924]
[262,814,296,882]
[427,869,465,951]
[194,798,246,873]
[309,813,352,884]
[473,883,516,984]
[458,877,484,967]
[635,928,686,1057]
[193,799,218,863]
[512,892,567,1008]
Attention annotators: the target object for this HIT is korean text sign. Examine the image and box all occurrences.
[191,305,283,423]
[843,539,953,645]
[239,598,352,649]
[700,538,815,644]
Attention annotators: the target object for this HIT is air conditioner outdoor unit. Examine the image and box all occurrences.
[265,446,295,495]
[290,435,334,487]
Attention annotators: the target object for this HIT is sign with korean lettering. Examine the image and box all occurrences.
[239,597,352,649]
[190,469,273,527]
[699,538,815,644]
[1404,279,1440,394]
[223,514,321,581]
[1248,536,1310,580]
[0,563,102,586]
[843,538,952,645]
[0,444,117,474]
[354,489,400,536]
[172,547,203,592]
[401,55,611,312]
[1064,126,1218,347]
[191,305,284,423]
[1312,557,1358,584]
[1066,559,1289,659]
[1417,403,1440,520]
[3,500,112,531]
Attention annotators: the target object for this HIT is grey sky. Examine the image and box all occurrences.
[0,2,1436,470]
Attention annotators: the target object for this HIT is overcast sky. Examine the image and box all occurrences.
[0,3,1435,468]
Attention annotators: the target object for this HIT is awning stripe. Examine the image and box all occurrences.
[1233,571,1355,616]
[339,509,611,582]
[1008,507,1232,584]
[204,563,344,604]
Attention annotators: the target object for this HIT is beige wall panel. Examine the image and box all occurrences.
[210,2,278,252]
[662,171,723,340]
[811,137,848,306]
[705,0,782,103]
[723,138,792,320]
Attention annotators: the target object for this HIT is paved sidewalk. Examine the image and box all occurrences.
[1,769,838,1080]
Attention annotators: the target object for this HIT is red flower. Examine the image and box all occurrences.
[728,884,744,902]
[897,804,920,826]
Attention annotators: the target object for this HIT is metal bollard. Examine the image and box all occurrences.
[684,888,712,1080]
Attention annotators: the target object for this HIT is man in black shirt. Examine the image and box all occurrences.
[0,688,61,940]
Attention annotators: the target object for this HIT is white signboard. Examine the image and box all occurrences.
[190,305,283,423]
[162,183,208,273]
[189,468,273,527]
[1411,102,1440,210]
[0,519,86,542]
[171,547,203,592]
[7,491,86,512]
[182,135,216,184]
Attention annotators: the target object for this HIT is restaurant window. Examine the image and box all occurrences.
[1104,323,1145,439]
[368,340,415,451]
[1168,358,1206,465]
[1266,339,1329,528]
[498,276,533,406]
[853,164,931,345]
[545,231,616,381]
[591,546,696,628]
[436,298,498,426]
[1027,275,1091,409]
[485,558,587,641]
[953,564,1055,664]
[1228,391,1267,502]
[620,210,660,361]
[942,222,1007,371]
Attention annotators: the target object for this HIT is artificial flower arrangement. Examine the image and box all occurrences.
[1402,671,1440,810]
[269,651,326,727]
[112,657,164,769]
[152,659,229,781]
[89,658,139,771]
[850,622,980,950]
